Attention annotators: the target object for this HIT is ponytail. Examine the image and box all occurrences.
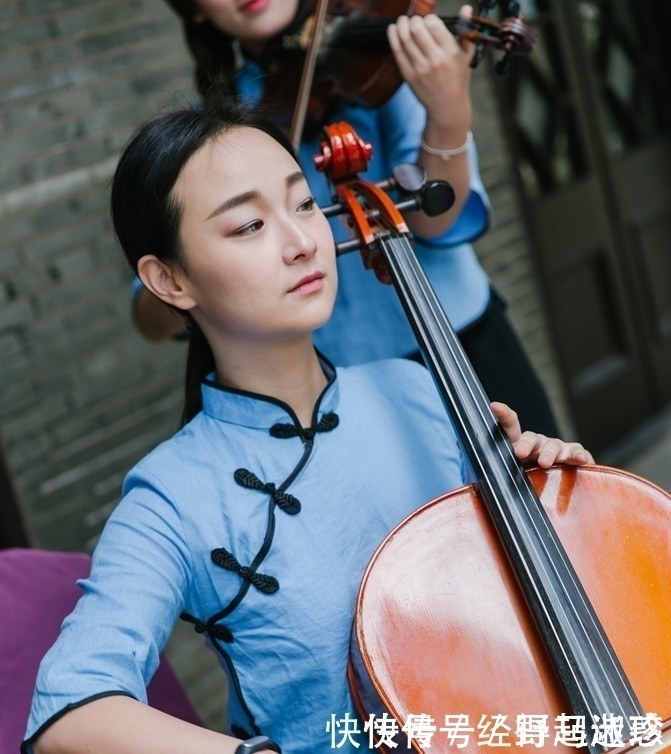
[181,20,237,100]
[182,317,215,426]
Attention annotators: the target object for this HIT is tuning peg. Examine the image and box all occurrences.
[420,180,456,217]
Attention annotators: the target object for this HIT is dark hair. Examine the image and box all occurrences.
[163,0,313,100]
[111,98,298,425]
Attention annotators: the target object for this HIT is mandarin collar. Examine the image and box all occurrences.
[200,354,338,430]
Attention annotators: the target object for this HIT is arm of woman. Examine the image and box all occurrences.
[23,470,218,753]
[32,696,255,754]
[387,7,476,239]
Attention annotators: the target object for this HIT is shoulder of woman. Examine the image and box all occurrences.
[120,417,208,495]
[338,360,461,456]
[339,357,436,397]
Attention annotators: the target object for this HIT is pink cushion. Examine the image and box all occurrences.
[0,548,202,753]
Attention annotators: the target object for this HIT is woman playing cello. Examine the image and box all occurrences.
[22,98,591,754]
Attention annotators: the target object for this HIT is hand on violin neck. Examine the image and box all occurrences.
[385,9,474,240]
[386,12,473,133]
[490,401,595,469]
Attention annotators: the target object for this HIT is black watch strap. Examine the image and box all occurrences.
[234,735,282,754]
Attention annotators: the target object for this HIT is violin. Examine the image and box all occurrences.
[313,122,671,752]
[261,0,538,142]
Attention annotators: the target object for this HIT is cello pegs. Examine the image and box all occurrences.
[420,181,456,218]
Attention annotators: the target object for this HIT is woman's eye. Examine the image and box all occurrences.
[234,220,263,236]
[298,196,316,212]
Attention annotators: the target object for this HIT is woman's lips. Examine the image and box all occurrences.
[240,0,270,15]
[290,272,325,294]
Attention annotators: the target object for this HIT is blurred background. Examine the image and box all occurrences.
[1,0,670,730]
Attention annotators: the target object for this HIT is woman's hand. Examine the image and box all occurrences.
[386,7,474,134]
[386,7,475,239]
[491,401,595,469]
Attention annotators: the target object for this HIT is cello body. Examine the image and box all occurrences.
[354,465,671,752]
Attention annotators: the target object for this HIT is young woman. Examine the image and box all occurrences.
[23,101,592,754]
[133,0,561,436]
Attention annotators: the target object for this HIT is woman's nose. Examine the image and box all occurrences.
[282,219,318,262]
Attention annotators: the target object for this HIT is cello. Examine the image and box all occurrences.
[312,122,671,752]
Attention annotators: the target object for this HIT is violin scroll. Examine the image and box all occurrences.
[459,10,539,74]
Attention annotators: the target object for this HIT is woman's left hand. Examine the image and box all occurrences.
[491,402,595,469]
[386,8,475,239]
[387,9,474,133]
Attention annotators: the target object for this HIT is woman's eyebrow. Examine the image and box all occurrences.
[286,170,305,188]
[206,190,257,221]
[205,171,306,221]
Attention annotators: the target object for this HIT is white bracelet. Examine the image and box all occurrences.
[420,131,473,160]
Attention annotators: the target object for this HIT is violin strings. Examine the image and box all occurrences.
[326,16,479,51]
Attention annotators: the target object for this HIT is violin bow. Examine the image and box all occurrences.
[289,0,330,150]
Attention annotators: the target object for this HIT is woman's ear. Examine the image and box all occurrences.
[137,255,197,312]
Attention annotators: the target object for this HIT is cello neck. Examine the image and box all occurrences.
[374,229,644,741]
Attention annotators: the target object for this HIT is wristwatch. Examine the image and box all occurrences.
[234,735,282,754]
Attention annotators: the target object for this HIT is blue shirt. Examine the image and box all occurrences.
[23,357,467,754]
[237,62,491,364]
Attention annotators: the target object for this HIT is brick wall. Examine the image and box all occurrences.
[0,0,230,728]
[0,0,196,550]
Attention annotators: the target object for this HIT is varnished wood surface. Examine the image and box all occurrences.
[355,465,671,752]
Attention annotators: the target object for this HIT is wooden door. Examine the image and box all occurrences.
[496,0,671,452]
